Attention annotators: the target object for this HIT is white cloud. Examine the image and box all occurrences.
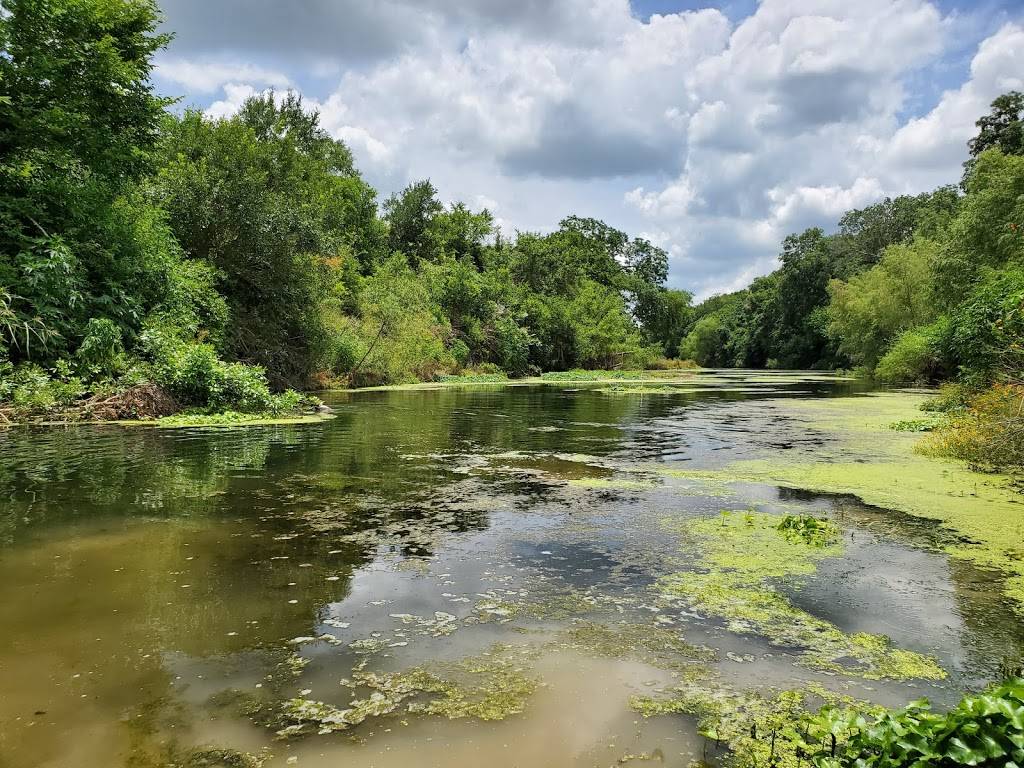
[160,2,1024,297]
[157,59,291,94]
[886,23,1024,176]
[204,84,261,120]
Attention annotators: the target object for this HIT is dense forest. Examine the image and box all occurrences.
[1,0,1022,448]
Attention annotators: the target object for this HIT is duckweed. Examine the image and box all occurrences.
[659,512,945,680]
[658,391,1024,613]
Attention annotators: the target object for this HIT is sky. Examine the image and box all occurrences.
[151,0,1024,299]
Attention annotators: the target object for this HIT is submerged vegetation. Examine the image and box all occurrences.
[276,646,539,737]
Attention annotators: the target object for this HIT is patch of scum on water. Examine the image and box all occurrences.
[657,511,945,681]
[651,391,1024,613]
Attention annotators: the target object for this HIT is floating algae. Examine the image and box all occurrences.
[659,511,945,680]
[631,678,873,768]
[658,391,1024,613]
[556,619,715,670]
[566,476,662,491]
[276,645,539,738]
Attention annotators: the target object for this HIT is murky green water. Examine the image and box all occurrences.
[1,372,1021,768]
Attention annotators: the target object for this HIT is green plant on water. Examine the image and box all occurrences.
[436,372,509,383]
[795,677,1024,768]
[776,514,838,547]
[660,511,944,680]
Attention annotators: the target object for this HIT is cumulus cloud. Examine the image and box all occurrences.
[157,59,291,93]
[155,1,1024,297]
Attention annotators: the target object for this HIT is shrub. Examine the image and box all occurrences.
[875,318,949,383]
[920,382,973,413]
[141,331,302,414]
[799,677,1024,767]
[948,267,1024,384]
[76,318,126,378]
[921,383,1024,470]
[1,362,85,414]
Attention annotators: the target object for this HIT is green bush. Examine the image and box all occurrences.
[140,330,303,414]
[800,677,1024,767]
[75,318,126,378]
[922,383,1024,470]
[875,318,950,383]
[949,267,1024,384]
[2,362,85,413]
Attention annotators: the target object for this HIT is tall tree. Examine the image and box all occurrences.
[968,91,1024,159]
[383,180,444,266]
[0,0,174,359]
[154,93,379,386]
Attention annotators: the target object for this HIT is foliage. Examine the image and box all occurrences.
[922,384,1024,471]
[828,239,940,371]
[948,267,1024,385]
[2,0,1023,438]
[0,0,181,361]
[350,255,453,386]
[776,515,837,547]
[875,319,949,384]
[75,318,126,378]
[153,93,381,387]
[799,677,1024,768]
[963,90,1024,182]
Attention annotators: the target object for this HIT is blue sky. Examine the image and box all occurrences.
[152,0,1024,298]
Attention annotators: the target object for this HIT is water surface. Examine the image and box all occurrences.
[1,372,1020,768]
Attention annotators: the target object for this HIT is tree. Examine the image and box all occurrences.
[570,281,652,369]
[383,180,444,266]
[634,287,692,357]
[968,91,1024,160]
[428,203,493,269]
[153,93,379,386]
[828,239,940,370]
[935,149,1024,308]
[0,0,179,361]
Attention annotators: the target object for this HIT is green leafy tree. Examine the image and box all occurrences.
[383,180,445,266]
[964,91,1024,182]
[0,0,177,360]
[828,238,940,371]
[153,92,379,386]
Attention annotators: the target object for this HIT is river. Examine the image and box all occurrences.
[1,371,1021,767]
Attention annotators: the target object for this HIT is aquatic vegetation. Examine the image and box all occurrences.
[660,512,945,680]
[276,645,539,737]
[146,411,334,428]
[557,619,715,670]
[632,681,873,768]
[659,391,1024,613]
[889,418,938,432]
[566,476,661,491]
[180,747,268,768]
[436,372,509,383]
[539,369,696,382]
[776,514,838,546]
[597,384,681,395]
[797,677,1024,768]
